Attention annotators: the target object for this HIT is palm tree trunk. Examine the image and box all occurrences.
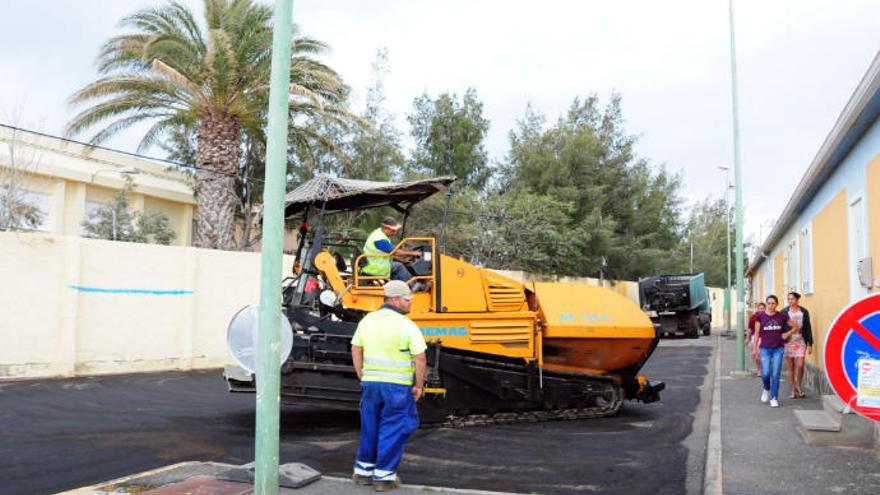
[195,111,241,249]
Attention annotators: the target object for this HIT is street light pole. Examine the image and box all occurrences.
[718,165,732,335]
[90,167,140,242]
[727,0,746,371]
[254,0,293,493]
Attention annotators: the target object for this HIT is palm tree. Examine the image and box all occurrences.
[66,0,354,249]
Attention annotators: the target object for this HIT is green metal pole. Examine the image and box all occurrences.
[728,0,746,371]
[255,0,293,493]
[726,171,732,334]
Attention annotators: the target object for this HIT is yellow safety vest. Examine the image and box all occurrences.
[361,228,392,278]
[352,307,427,386]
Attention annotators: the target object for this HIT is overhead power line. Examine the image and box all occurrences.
[0,122,257,182]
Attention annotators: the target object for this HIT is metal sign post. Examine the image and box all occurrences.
[255,0,294,493]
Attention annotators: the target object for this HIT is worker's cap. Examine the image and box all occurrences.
[383,280,413,300]
[380,215,403,231]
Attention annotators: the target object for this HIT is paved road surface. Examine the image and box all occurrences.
[0,337,713,495]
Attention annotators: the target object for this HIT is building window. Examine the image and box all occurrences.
[801,224,813,294]
[761,264,770,301]
[782,250,789,293]
[785,239,798,294]
[0,187,53,231]
[82,200,106,234]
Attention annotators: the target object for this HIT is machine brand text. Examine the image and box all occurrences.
[560,313,610,322]
[420,326,469,337]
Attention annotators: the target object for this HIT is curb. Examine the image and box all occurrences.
[703,335,723,495]
[53,462,210,494]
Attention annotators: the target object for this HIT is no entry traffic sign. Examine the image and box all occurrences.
[824,293,880,421]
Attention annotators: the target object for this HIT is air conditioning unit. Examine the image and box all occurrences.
[857,257,873,288]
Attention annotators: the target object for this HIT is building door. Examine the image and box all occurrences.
[849,194,869,301]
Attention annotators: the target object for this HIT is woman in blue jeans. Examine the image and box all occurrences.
[752,295,799,408]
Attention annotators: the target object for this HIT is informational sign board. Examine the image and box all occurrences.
[824,293,880,421]
[856,359,880,407]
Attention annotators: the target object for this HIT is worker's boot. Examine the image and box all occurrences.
[372,477,401,492]
[352,473,372,486]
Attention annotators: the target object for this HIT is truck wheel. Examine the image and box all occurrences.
[687,328,699,339]
[702,324,710,336]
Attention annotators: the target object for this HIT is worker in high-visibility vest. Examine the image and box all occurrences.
[361,216,422,282]
[351,280,427,491]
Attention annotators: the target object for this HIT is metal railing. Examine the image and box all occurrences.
[352,237,436,290]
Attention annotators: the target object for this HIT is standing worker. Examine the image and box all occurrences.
[361,216,422,283]
[351,280,427,491]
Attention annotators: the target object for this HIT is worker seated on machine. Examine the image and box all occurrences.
[361,216,423,284]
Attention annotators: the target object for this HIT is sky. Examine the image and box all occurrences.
[2,0,879,243]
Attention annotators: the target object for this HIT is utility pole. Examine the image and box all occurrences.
[255,0,293,493]
[728,0,746,371]
[690,237,694,273]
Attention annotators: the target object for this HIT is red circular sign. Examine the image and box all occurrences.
[824,293,880,422]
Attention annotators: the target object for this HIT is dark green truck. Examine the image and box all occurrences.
[638,273,712,338]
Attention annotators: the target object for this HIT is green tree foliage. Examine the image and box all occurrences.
[500,95,683,279]
[288,49,402,182]
[287,48,408,247]
[82,182,176,245]
[347,48,405,182]
[408,88,491,189]
[680,198,733,287]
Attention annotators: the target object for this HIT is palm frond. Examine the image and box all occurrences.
[68,0,363,171]
[150,59,206,102]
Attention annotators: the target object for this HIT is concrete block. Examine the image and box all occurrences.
[278,463,322,488]
[795,409,876,448]
[822,394,849,417]
[222,364,252,383]
[794,409,840,432]
[821,394,877,441]
[219,461,321,489]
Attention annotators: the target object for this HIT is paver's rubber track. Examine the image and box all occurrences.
[423,397,624,428]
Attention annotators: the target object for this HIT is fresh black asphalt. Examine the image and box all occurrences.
[0,339,712,495]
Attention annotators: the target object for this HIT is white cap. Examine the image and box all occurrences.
[383,280,413,300]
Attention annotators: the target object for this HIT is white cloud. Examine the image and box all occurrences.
[2,0,878,243]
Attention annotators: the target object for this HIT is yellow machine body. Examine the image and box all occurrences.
[315,240,656,377]
[226,175,664,420]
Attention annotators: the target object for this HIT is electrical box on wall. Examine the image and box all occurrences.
[857,257,873,288]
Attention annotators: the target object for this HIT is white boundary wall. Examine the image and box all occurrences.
[1,232,725,380]
[0,231,294,379]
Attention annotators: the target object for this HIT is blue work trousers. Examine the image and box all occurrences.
[354,381,419,481]
[760,346,785,400]
[391,261,413,282]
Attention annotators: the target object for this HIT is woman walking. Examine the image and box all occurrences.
[752,295,799,407]
[747,303,766,376]
[782,292,812,398]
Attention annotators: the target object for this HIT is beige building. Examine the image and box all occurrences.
[0,124,196,245]
[747,52,880,395]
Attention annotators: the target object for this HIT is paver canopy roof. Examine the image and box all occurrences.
[284,174,455,217]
